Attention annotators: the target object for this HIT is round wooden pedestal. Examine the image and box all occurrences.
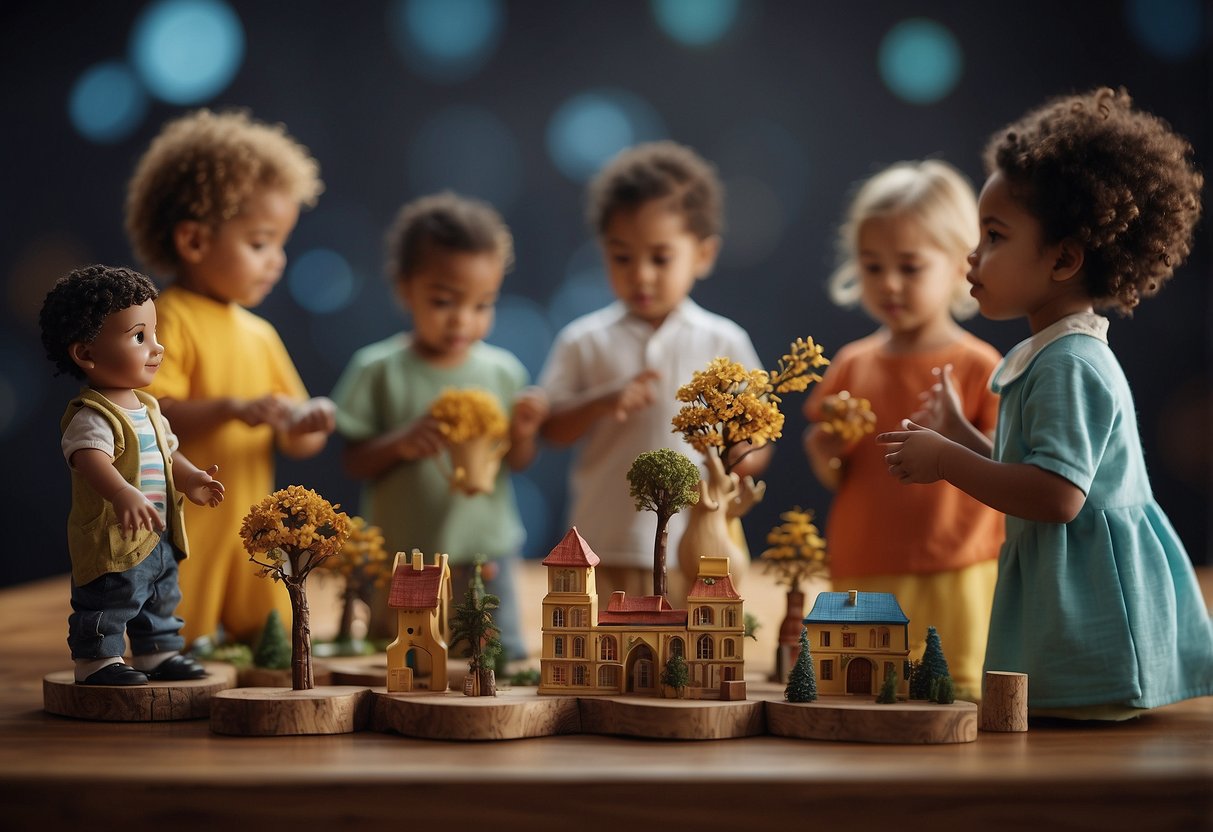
[43,662,236,722]
[209,686,373,736]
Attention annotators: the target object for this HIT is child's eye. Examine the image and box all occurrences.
[986,230,1001,243]
[134,331,145,344]
[611,254,631,266]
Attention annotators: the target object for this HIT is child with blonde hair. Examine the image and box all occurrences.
[127,109,334,645]
[880,89,1213,717]
[804,160,1004,697]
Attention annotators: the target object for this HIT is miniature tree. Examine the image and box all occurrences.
[760,506,830,593]
[627,449,701,598]
[743,613,760,642]
[933,674,956,705]
[911,626,952,700]
[253,609,291,670]
[317,516,391,646]
[876,664,898,704]
[660,653,690,697]
[449,561,503,696]
[240,486,351,690]
[785,627,818,702]
[429,387,509,495]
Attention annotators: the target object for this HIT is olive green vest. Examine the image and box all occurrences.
[61,389,189,586]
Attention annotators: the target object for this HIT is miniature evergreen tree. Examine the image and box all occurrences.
[449,562,502,696]
[876,664,898,704]
[253,609,291,670]
[627,449,700,598]
[913,626,951,700]
[933,674,956,704]
[661,653,690,696]
[785,627,818,702]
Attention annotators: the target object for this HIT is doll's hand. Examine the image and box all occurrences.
[111,485,165,537]
[614,369,659,421]
[183,464,225,507]
[396,416,447,461]
[910,364,965,438]
[287,397,337,437]
[511,387,549,441]
[877,420,949,484]
[237,395,293,430]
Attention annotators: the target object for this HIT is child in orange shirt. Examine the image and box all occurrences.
[804,160,1004,697]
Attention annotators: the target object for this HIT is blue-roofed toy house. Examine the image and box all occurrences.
[803,590,911,697]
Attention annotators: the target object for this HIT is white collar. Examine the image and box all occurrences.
[991,312,1109,389]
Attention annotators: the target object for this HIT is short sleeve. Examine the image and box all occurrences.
[160,412,180,455]
[62,409,116,465]
[332,352,386,442]
[1020,351,1115,495]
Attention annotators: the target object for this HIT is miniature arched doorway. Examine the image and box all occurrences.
[624,644,656,693]
[406,646,435,689]
[846,657,873,694]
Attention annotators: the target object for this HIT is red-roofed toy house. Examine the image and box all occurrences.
[385,549,452,693]
[538,527,744,698]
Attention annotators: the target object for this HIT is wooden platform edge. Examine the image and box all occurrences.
[371,687,580,740]
[577,695,767,740]
[764,696,979,744]
[209,686,373,736]
[43,662,237,722]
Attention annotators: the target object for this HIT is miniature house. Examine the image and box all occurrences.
[385,549,452,693]
[802,590,910,697]
[538,527,744,698]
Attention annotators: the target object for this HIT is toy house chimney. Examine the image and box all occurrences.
[411,549,424,571]
[847,589,858,606]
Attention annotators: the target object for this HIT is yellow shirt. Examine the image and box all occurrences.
[145,285,306,642]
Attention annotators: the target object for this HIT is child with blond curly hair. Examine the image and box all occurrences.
[127,109,334,645]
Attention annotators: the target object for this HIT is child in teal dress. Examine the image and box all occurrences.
[878,87,1213,718]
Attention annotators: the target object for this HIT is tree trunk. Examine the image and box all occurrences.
[338,586,357,643]
[653,511,672,599]
[286,579,313,690]
[479,668,496,697]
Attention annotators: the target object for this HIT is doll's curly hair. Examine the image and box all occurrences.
[40,265,158,380]
[587,141,723,239]
[984,87,1203,314]
[386,191,514,281]
[126,109,323,276]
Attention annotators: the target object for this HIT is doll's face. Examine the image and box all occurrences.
[856,214,966,337]
[396,249,505,366]
[70,299,163,392]
[175,187,300,307]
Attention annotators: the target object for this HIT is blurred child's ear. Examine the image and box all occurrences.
[1050,238,1085,283]
[173,220,211,264]
[694,235,722,279]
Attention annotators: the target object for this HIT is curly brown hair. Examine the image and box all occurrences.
[984,87,1203,314]
[386,191,514,282]
[125,110,323,276]
[586,140,723,239]
[39,265,158,380]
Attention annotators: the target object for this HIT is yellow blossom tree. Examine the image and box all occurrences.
[760,507,830,593]
[429,387,510,494]
[672,337,829,475]
[241,486,351,690]
[318,516,391,646]
[819,390,877,444]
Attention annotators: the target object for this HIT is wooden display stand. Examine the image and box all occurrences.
[578,695,765,740]
[43,662,236,722]
[237,664,333,688]
[980,671,1029,732]
[372,687,580,741]
[326,655,388,687]
[209,686,372,736]
[764,692,978,744]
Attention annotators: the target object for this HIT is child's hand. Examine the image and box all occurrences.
[287,396,337,437]
[910,364,965,437]
[877,419,950,483]
[237,394,293,430]
[112,485,165,538]
[511,387,549,441]
[396,416,447,461]
[182,464,225,507]
[805,423,851,471]
[614,369,660,421]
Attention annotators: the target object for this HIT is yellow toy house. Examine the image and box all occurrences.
[802,589,910,697]
[385,549,451,693]
[538,527,744,698]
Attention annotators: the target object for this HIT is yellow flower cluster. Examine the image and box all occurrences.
[429,387,508,444]
[321,516,393,590]
[820,390,877,443]
[672,337,829,465]
[760,507,830,590]
[240,485,351,581]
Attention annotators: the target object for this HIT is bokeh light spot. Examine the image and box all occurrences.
[68,62,148,144]
[408,106,523,211]
[388,0,504,82]
[878,18,962,104]
[546,89,666,183]
[651,0,740,46]
[130,0,244,105]
[287,248,359,314]
[1125,0,1203,60]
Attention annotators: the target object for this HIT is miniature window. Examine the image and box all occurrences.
[842,632,856,648]
[552,665,567,684]
[552,608,565,628]
[669,637,685,658]
[573,665,587,686]
[693,606,714,626]
[573,636,586,658]
[554,636,565,657]
[599,665,619,687]
[724,607,737,627]
[697,634,714,660]
[722,638,735,658]
[879,627,890,648]
[571,607,588,628]
[600,635,617,661]
[821,660,834,680]
[553,569,576,592]
[820,631,831,647]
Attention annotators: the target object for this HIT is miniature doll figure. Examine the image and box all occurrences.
[40,265,224,685]
[880,88,1213,718]
[126,109,333,646]
[803,160,1004,699]
[333,191,547,658]
[539,141,769,602]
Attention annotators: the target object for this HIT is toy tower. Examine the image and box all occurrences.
[538,527,600,694]
[385,549,452,693]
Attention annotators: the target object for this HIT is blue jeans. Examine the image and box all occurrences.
[449,557,525,661]
[67,534,186,660]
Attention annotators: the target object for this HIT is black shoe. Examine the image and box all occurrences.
[80,663,148,686]
[145,655,207,681]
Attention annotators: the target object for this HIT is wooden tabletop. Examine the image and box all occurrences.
[1,570,1210,832]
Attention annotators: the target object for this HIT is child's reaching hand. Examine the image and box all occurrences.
[287,396,337,437]
[878,419,951,484]
[112,484,165,537]
[395,415,448,461]
[237,394,294,430]
[911,364,967,439]
[181,464,225,507]
[614,369,660,421]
